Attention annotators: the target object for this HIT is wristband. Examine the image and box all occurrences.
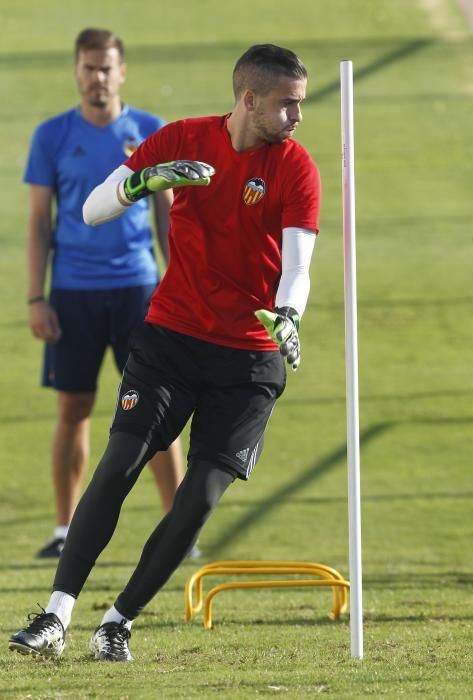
[28,295,46,305]
[274,305,300,330]
[123,169,151,202]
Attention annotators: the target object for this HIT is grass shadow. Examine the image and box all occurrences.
[207,422,391,557]
[306,38,433,103]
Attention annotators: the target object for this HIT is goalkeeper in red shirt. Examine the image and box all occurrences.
[9,43,321,662]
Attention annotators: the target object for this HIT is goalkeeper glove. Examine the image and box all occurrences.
[124,160,215,202]
[255,306,301,371]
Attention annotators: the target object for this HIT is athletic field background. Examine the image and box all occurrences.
[0,1,472,697]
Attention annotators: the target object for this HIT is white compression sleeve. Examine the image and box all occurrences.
[275,227,316,316]
[82,164,134,226]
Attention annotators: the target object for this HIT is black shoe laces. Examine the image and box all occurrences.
[25,607,62,634]
[101,621,131,654]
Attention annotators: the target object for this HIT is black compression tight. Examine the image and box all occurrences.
[53,432,235,618]
[115,454,235,618]
[54,433,154,596]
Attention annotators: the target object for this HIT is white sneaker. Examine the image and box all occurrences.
[89,621,133,662]
[9,610,65,658]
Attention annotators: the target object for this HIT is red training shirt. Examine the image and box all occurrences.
[125,115,321,351]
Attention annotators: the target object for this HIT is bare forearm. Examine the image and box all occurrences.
[26,185,62,341]
[27,214,52,299]
[26,198,62,342]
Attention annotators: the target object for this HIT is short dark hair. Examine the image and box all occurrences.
[74,28,125,63]
[232,44,307,98]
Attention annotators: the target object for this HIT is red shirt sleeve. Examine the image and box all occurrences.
[280,145,321,233]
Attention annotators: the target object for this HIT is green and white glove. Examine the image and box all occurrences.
[124,160,215,202]
[255,306,301,371]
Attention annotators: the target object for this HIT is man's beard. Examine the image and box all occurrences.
[255,123,287,145]
[86,88,109,107]
[254,114,293,145]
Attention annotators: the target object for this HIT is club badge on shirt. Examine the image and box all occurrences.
[121,390,139,411]
[123,139,140,157]
[243,177,265,205]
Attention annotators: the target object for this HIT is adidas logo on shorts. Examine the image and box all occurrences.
[235,448,249,463]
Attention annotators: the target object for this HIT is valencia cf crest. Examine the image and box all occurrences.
[121,390,139,411]
[123,139,140,157]
[243,177,265,205]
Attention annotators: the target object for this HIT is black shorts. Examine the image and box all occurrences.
[42,285,156,392]
[111,323,286,479]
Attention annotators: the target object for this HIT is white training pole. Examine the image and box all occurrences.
[340,60,363,659]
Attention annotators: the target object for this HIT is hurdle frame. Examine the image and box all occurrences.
[185,560,350,629]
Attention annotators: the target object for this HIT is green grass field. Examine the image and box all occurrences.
[1,0,472,697]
